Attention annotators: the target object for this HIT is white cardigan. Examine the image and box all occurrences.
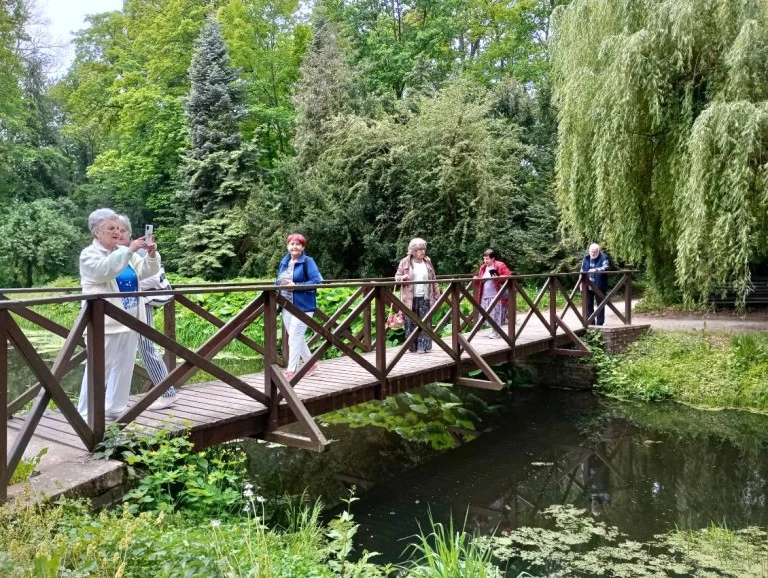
[80,240,161,334]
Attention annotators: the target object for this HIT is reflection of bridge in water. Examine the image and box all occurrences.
[331,390,768,563]
[2,272,635,501]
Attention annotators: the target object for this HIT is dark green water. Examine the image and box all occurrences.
[243,387,768,564]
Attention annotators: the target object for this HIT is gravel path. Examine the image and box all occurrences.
[603,301,768,332]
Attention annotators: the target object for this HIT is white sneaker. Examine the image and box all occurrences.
[489,331,499,339]
[149,394,177,411]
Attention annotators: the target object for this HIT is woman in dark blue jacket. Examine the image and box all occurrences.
[276,233,323,378]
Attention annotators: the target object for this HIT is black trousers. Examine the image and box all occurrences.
[586,290,605,326]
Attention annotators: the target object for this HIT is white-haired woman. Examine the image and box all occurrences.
[77,208,160,421]
[394,238,440,353]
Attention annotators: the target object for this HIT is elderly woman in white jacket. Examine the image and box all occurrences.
[77,208,160,421]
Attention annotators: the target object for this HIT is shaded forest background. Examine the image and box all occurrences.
[0,0,570,286]
[3,0,767,303]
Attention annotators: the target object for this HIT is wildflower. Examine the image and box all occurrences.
[244,482,253,490]
[211,520,221,528]
[243,488,253,498]
[255,495,265,503]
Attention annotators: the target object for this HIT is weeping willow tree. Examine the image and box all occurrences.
[551,0,768,303]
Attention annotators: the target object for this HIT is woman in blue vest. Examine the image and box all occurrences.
[276,233,323,378]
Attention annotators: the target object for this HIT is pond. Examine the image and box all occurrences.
[243,387,768,565]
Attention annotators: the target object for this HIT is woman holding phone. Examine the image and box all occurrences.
[474,249,513,338]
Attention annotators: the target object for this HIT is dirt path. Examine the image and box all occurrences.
[606,301,768,332]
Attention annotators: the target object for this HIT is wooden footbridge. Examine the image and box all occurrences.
[1,272,634,501]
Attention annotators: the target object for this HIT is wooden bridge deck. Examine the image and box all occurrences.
[8,322,578,452]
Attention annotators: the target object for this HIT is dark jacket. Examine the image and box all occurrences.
[276,253,323,311]
[580,252,610,291]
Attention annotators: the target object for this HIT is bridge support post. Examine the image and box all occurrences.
[263,290,279,431]
[163,300,176,371]
[86,300,106,447]
[451,283,461,381]
[507,279,517,362]
[1,311,8,503]
[374,286,388,399]
[549,276,558,344]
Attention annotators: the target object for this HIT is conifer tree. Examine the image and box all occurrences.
[180,15,242,214]
[177,15,257,278]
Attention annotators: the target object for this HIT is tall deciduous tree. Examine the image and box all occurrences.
[219,0,310,161]
[552,0,768,302]
[177,15,258,278]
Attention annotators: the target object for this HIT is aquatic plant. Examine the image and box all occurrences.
[476,505,768,577]
[320,383,499,449]
[403,511,501,578]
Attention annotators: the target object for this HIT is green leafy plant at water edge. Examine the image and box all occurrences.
[588,329,768,410]
[8,447,47,485]
[320,383,499,449]
[404,510,502,578]
[112,427,249,518]
[475,505,768,577]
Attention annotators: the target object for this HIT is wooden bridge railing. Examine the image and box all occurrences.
[1,271,635,501]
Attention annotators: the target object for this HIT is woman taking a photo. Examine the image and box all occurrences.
[474,248,513,338]
[77,208,160,420]
[394,237,440,353]
[276,233,323,379]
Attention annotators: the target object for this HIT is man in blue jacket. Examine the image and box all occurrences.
[580,243,610,325]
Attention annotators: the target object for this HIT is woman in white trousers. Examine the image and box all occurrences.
[275,233,323,379]
[77,208,160,420]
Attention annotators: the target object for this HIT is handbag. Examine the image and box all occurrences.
[385,308,404,330]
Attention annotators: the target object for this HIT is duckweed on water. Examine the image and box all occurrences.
[477,505,768,577]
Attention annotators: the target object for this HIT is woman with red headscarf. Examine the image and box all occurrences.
[275,233,323,378]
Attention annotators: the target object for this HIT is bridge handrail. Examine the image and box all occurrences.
[0,270,639,308]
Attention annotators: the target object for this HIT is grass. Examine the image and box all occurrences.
[404,512,501,577]
[593,329,768,411]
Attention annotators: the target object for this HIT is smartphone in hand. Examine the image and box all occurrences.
[144,224,153,244]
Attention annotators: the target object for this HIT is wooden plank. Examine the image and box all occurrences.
[455,377,504,390]
[264,431,326,452]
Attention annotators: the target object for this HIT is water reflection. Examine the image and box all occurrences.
[243,388,768,564]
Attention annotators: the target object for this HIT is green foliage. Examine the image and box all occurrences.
[177,15,260,279]
[477,505,768,577]
[8,447,48,485]
[592,329,768,410]
[553,0,768,303]
[0,494,392,578]
[404,511,501,578]
[0,198,85,287]
[100,427,249,518]
[321,383,498,449]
